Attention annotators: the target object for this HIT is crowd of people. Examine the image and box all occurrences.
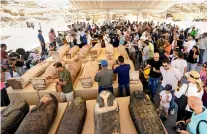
[1,20,207,134]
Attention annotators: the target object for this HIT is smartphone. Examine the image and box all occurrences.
[116,60,119,64]
[98,63,102,70]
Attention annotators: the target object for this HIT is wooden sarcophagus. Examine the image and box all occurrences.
[129,91,165,134]
[79,60,98,88]
[7,61,51,89]
[66,45,80,59]
[94,91,121,134]
[1,99,29,134]
[58,44,70,59]
[57,97,86,134]
[90,43,101,60]
[105,43,114,60]
[65,59,82,82]
[15,94,58,134]
[78,44,91,60]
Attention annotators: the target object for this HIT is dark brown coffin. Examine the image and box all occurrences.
[15,94,58,134]
[1,99,29,134]
[94,91,121,134]
[57,97,87,134]
[129,91,165,134]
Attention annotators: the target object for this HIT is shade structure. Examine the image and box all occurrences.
[70,0,178,12]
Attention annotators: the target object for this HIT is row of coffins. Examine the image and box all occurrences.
[6,44,91,90]
[1,91,166,134]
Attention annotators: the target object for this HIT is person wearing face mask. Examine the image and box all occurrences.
[160,59,182,114]
[175,70,204,121]
[176,96,207,134]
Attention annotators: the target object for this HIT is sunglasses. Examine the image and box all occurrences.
[163,65,168,68]
[203,65,207,68]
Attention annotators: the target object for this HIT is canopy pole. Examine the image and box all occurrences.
[107,10,109,21]
[137,10,139,23]
[93,13,95,24]
[76,10,78,22]
[165,9,167,20]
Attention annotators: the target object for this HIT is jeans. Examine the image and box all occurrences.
[187,62,197,72]
[98,86,114,94]
[119,84,130,97]
[148,77,160,97]
[199,49,205,64]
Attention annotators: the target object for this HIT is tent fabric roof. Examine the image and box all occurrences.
[70,0,177,12]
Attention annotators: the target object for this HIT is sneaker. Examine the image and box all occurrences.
[170,109,175,115]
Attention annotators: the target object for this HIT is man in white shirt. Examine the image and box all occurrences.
[198,33,207,64]
[171,51,187,76]
[160,59,182,114]
[184,36,196,53]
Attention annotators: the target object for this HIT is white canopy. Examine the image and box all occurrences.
[70,0,177,12]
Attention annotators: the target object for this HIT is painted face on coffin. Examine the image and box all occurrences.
[40,94,52,104]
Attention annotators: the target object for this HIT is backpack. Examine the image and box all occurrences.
[80,35,84,43]
[196,120,207,134]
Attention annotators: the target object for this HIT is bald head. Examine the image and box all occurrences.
[153,52,159,61]
[188,96,203,111]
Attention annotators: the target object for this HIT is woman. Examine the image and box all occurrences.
[187,45,199,71]
[175,70,204,121]
[49,28,56,46]
[200,62,207,107]
[66,33,74,48]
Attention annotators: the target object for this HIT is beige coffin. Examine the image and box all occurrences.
[7,64,84,105]
[90,43,102,60]
[7,61,51,89]
[58,44,70,59]
[66,46,80,59]
[82,97,137,134]
[79,45,91,60]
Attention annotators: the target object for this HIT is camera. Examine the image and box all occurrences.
[176,122,186,133]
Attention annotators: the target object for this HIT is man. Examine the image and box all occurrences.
[190,27,197,39]
[198,33,207,65]
[1,44,12,60]
[184,36,196,53]
[171,51,187,76]
[46,62,73,102]
[142,40,149,67]
[160,59,182,114]
[113,56,131,97]
[177,30,185,51]
[177,96,207,134]
[145,53,162,98]
[94,60,114,93]
[37,30,46,55]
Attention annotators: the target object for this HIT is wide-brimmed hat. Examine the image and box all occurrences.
[185,70,202,83]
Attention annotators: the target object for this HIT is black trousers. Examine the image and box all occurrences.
[1,88,10,106]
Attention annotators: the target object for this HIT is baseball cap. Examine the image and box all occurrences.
[165,84,172,91]
[100,60,108,67]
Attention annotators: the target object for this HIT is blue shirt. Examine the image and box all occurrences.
[82,34,87,44]
[114,64,130,85]
[186,107,207,134]
[38,33,45,44]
